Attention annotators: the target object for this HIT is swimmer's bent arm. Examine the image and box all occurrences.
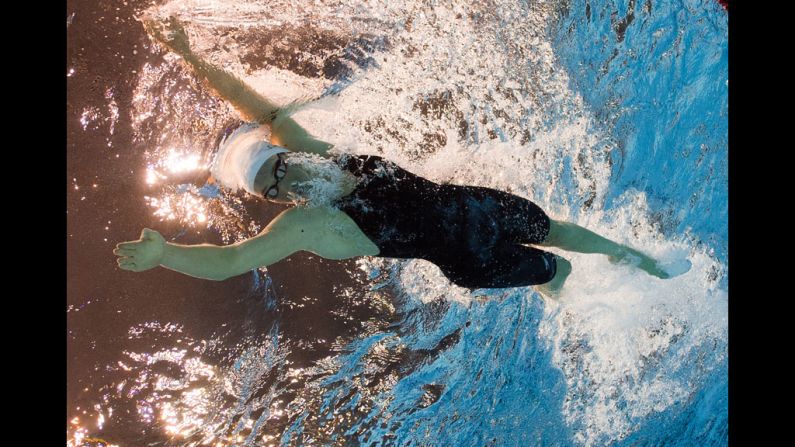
[143,17,333,157]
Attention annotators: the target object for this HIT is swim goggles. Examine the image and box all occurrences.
[263,153,287,198]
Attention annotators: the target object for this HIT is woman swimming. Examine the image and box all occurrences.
[113,17,672,295]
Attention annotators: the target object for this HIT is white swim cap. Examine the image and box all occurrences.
[210,123,290,195]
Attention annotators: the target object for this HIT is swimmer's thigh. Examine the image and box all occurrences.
[462,186,550,245]
[434,243,557,289]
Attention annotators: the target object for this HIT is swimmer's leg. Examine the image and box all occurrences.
[434,244,558,290]
[535,255,571,298]
[539,220,669,279]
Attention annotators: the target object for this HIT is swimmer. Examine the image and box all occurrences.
[114,17,672,296]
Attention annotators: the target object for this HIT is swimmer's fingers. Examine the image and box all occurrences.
[160,17,191,54]
[117,256,151,273]
[113,247,136,256]
[141,18,166,41]
[142,16,191,55]
[114,244,138,259]
[115,241,141,250]
[116,257,137,271]
[115,230,165,272]
[165,16,187,35]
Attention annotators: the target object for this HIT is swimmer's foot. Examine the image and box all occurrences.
[535,282,561,299]
[608,250,667,278]
[535,255,572,299]
[657,258,692,278]
[608,250,691,279]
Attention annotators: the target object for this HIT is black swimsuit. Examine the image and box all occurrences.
[333,154,557,289]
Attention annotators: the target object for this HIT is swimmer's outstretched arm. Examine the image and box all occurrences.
[114,228,237,281]
[114,210,308,280]
[114,208,376,280]
[540,220,670,279]
[143,17,333,157]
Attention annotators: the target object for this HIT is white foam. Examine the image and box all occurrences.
[282,151,350,207]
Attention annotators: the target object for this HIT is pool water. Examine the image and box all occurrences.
[67,0,727,445]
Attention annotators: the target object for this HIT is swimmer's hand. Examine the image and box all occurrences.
[142,16,192,56]
[114,229,166,272]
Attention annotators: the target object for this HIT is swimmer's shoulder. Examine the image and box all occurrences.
[281,206,380,258]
